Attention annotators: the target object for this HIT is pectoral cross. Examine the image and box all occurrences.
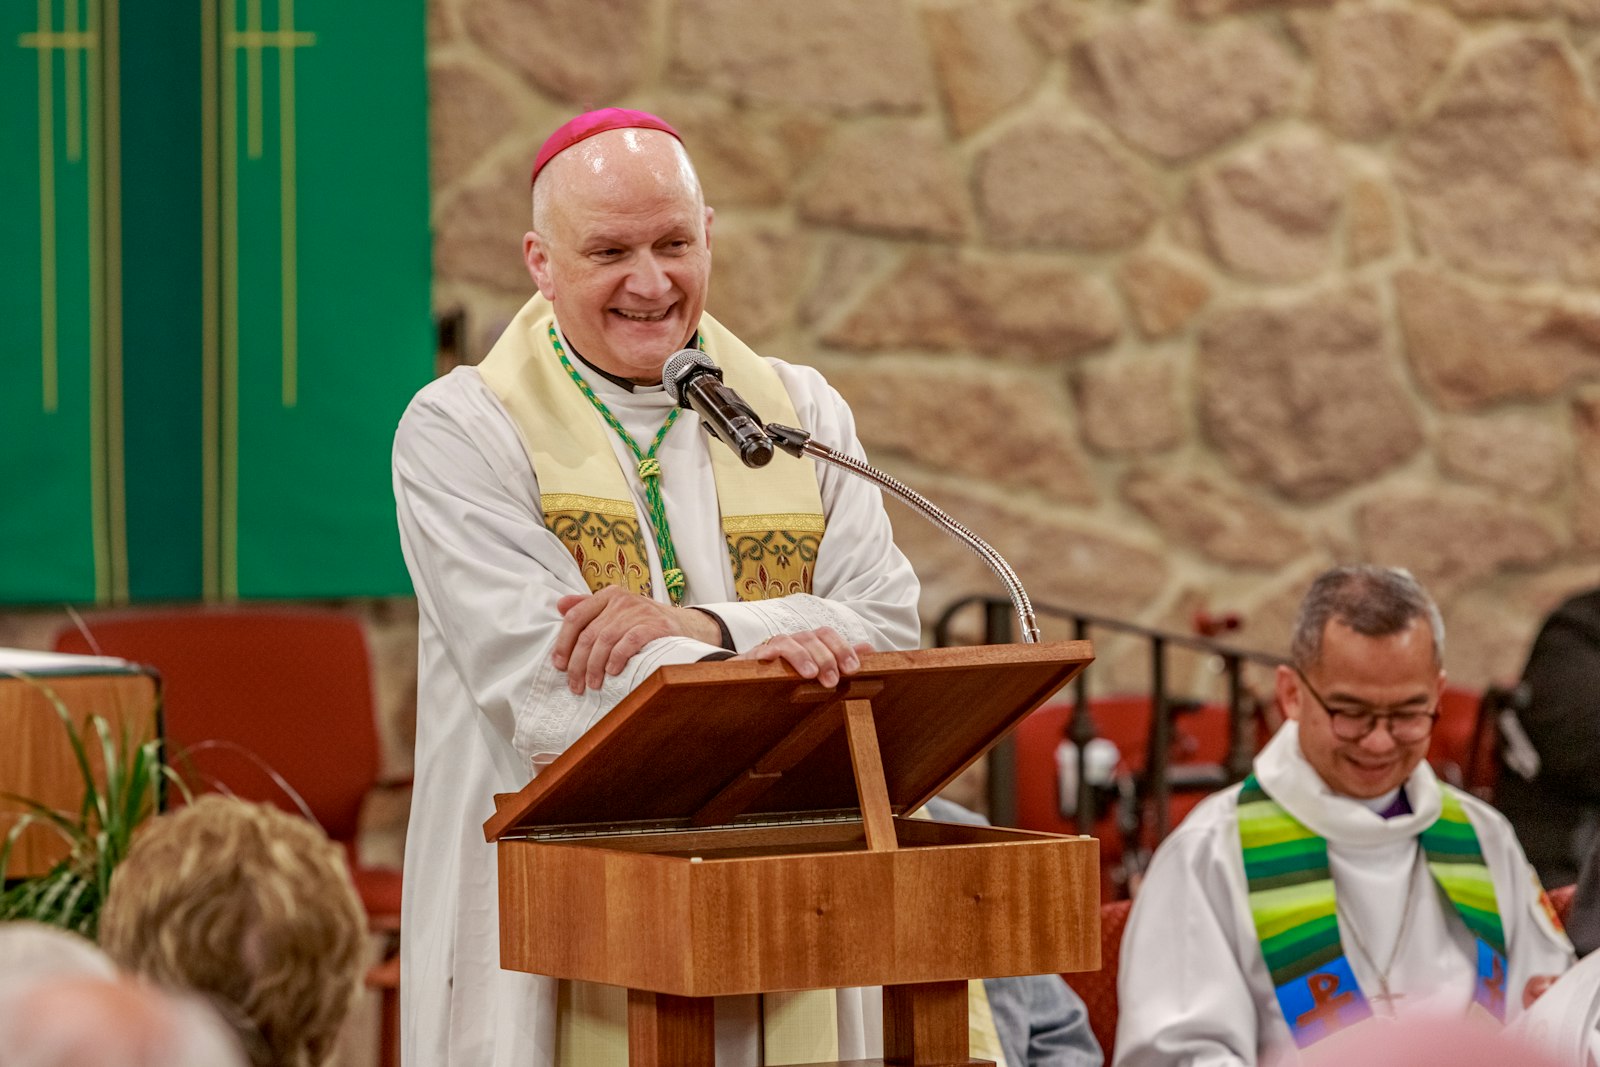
[1295,972,1358,1035]
[1368,980,1406,1018]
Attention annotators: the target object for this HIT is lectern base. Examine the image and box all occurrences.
[624,981,994,1067]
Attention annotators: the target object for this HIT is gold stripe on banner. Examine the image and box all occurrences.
[201,0,221,600]
[102,0,126,601]
[221,0,239,597]
[277,0,305,407]
[227,0,314,409]
[244,0,261,158]
[23,0,58,413]
[86,0,109,601]
[65,0,81,160]
[216,0,318,593]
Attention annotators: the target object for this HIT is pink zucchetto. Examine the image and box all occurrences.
[529,108,682,186]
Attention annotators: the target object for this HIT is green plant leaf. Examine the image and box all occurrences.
[87,714,117,836]
[0,670,170,938]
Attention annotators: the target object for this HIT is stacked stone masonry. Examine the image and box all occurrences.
[422,0,1600,695]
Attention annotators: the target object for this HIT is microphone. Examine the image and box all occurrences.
[662,350,775,469]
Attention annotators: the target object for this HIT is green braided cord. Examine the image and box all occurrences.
[550,326,685,604]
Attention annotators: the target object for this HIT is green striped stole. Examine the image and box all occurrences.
[1419,788,1506,957]
[1237,775,1509,1047]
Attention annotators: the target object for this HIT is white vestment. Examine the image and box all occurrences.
[1510,947,1600,1065]
[1113,722,1574,1067]
[392,359,921,1067]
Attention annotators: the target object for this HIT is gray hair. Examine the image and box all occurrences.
[1289,565,1444,670]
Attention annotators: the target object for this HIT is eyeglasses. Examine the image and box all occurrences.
[1293,668,1440,743]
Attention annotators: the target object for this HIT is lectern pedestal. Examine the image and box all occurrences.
[485,642,1101,1066]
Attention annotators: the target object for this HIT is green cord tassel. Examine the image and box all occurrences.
[662,567,687,601]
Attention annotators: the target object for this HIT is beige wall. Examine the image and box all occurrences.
[428,0,1600,695]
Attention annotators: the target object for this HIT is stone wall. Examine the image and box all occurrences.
[430,0,1600,695]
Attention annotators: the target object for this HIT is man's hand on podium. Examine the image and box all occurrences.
[552,587,725,694]
[551,589,872,694]
[736,628,872,689]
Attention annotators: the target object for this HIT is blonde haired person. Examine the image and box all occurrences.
[99,795,367,1067]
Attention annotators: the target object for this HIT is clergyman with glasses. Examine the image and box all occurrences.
[1113,565,1574,1067]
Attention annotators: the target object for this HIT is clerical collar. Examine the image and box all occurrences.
[560,331,701,393]
[1253,721,1443,846]
[1358,785,1413,819]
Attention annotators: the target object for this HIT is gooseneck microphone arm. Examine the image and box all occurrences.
[764,422,1041,645]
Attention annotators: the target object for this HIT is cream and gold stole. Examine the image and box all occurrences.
[478,294,825,603]
[481,295,841,1063]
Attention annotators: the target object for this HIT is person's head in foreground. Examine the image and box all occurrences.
[98,796,367,1067]
[0,919,116,985]
[1304,1012,1567,1067]
[1278,564,1447,799]
[0,973,247,1067]
[522,108,712,385]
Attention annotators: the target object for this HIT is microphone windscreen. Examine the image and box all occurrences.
[662,349,719,405]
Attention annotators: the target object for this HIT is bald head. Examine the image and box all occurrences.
[522,123,715,383]
[0,921,116,984]
[0,975,248,1067]
[531,127,702,238]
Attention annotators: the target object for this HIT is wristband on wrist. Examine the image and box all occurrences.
[686,606,734,651]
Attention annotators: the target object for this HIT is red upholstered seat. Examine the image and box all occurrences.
[1428,685,1497,794]
[55,607,405,1063]
[1013,696,1234,898]
[347,845,405,932]
[1063,898,1133,1062]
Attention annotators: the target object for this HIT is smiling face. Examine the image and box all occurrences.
[522,128,713,384]
[1278,616,1445,799]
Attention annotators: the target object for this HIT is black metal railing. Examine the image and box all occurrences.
[933,594,1288,842]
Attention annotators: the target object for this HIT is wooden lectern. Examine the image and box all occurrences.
[484,641,1100,1067]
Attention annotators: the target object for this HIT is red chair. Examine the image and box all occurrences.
[1062,898,1133,1061]
[55,607,404,1064]
[1013,696,1236,898]
[1428,685,1496,794]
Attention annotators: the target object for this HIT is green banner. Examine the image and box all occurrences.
[0,0,430,605]
[221,0,430,597]
[1,0,119,603]
[122,0,205,601]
